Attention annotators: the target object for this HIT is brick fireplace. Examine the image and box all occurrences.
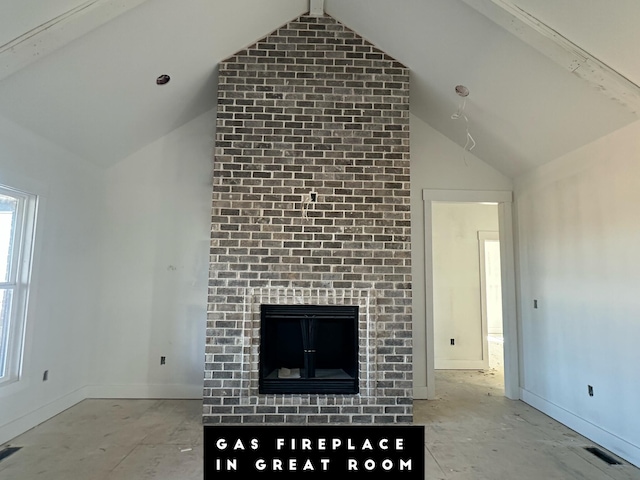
[204,11,412,425]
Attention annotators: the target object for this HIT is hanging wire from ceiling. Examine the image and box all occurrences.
[451,85,476,162]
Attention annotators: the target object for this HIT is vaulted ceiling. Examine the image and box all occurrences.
[0,0,638,178]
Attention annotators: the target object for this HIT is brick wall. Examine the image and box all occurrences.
[205,12,412,424]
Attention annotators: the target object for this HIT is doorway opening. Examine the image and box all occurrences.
[419,189,518,401]
[479,232,504,380]
[431,203,504,392]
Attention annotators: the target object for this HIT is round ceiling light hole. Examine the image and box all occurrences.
[455,85,469,97]
[156,74,171,85]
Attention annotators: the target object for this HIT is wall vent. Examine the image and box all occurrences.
[584,447,623,465]
[0,447,22,463]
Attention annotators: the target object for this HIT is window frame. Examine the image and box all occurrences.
[0,184,37,386]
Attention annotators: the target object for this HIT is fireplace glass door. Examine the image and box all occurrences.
[259,304,359,394]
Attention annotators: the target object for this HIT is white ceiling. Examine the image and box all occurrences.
[512,0,640,84]
[0,0,84,46]
[0,0,638,177]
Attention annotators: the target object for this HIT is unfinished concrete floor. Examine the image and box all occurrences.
[1,370,639,479]
[419,370,640,479]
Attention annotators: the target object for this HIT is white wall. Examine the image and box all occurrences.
[89,109,214,398]
[0,103,215,442]
[432,202,498,369]
[410,113,512,396]
[0,114,103,444]
[515,118,640,467]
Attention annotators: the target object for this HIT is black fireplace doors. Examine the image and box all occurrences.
[259,304,359,394]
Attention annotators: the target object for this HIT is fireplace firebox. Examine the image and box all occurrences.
[259,304,359,394]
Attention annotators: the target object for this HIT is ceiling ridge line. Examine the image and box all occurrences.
[0,0,107,53]
[461,0,640,115]
[0,0,150,83]
[309,0,325,17]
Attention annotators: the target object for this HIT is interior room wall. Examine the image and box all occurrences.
[0,114,103,444]
[432,202,498,369]
[410,113,512,396]
[515,118,640,467]
[89,109,214,399]
[0,87,516,443]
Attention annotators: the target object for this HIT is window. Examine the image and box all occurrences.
[0,185,37,385]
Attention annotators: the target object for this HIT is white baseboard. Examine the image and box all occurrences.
[84,383,203,399]
[435,360,488,370]
[0,387,86,445]
[413,386,429,400]
[521,388,640,468]
[0,384,203,445]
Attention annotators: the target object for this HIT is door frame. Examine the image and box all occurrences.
[421,189,519,400]
[478,230,500,368]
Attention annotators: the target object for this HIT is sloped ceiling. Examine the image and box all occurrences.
[513,0,640,84]
[0,0,638,177]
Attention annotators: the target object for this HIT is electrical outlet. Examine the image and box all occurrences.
[160,356,166,365]
[534,299,538,309]
[588,385,594,397]
[450,339,455,346]
[309,191,318,202]
[42,370,48,381]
